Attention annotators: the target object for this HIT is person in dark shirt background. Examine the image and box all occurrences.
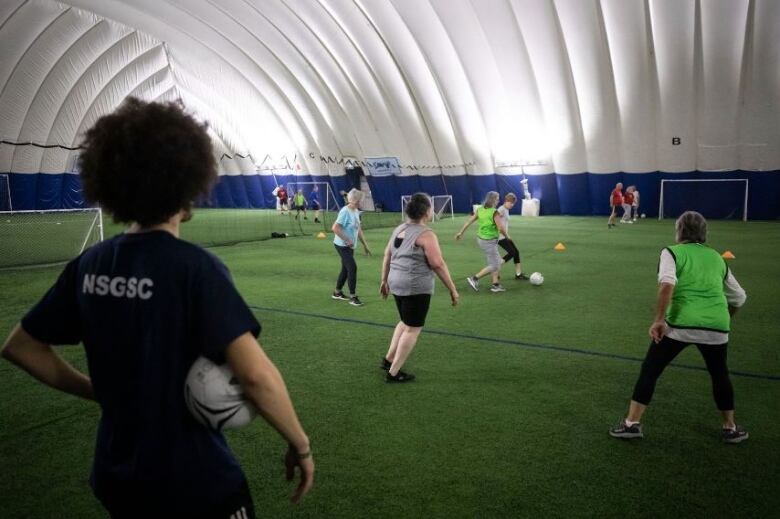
[1,98,314,518]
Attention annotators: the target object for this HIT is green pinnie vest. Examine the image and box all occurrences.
[476,206,499,240]
[665,243,730,332]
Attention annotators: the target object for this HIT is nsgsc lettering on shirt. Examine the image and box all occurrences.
[82,274,154,300]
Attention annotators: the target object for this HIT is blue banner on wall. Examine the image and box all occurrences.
[365,157,401,177]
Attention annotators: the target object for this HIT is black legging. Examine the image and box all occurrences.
[632,336,734,411]
[498,238,520,264]
[334,244,357,295]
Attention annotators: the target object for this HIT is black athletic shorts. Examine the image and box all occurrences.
[393,294,432,327]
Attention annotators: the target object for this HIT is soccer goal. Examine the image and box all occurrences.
[286,181,340,213]
[0,174,11,211]
[0,207,104,269]
[400,195,454,222]
[658,179,748,221]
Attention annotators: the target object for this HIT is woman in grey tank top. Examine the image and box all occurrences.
[379,194,459,383]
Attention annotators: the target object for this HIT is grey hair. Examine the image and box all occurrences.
[347,188,364,203]
[675,211,707,243]
[483,191,500,208]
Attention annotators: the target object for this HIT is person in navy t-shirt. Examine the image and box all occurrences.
[1,98,314,518]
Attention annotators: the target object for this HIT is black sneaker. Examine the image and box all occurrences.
[349,296,363,306]
[609,420,643,439]
[332,291,349,301]
[314,218,320,223]
[386,370,415,383]
[722,425,749,444]
[490,283,506,293]
[515,273,530,280]
[380,358,392,371]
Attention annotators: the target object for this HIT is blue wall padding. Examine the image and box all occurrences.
[442,175,472,212]
[526,174,560,215]
[329,176,352,205]
[468,175,499,208]
[4,171,779,219]
[9,173,37,210]
[746,171,780,220]
[555,174,591,215]
[61,174,85,208]
[366,175,399,211]
[587,173,623,215]
[36,173,63,209]
[418,175,447,197]
[212,177,236,208]
[225,176,250,208]
[394,175,422,198]
[242,175,265,208]
[258,175,279,208]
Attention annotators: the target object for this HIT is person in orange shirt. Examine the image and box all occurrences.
[608,182,623,228]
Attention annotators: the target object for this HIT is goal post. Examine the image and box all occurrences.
[400,194,454,222]
[658,179,748,221]
[0,207,104,269]
[0,174,11,211]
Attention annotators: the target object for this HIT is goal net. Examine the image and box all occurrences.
[658,179,748,221]
[400,195,454,222]
[0,208,104,269]
[0,174,11,211]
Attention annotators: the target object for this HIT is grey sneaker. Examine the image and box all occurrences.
[609,420,643,439]
[722,425,749,444]
[332,291,349,301]
[490,283,506,293]
[466,276,479,292]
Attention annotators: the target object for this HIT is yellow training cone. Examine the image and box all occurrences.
[316,231,327,239]
[721,250,735,259]
[554,242,566,251]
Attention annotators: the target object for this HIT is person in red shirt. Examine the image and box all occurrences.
[276,186,289,214]
[608,182,623,228]
[622,187,635,224]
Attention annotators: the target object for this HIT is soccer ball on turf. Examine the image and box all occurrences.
[184,356,256,431]
[529,272,544,286]
[640,213,646,218]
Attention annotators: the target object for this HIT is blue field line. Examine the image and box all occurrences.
[248,305,780,382]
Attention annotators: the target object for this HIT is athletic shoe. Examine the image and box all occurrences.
[304,217,308,220]
[609,420,643,439]
[349,296,364,306]
[722,425,749,444]
[380,358,392,371]
[467,276,479,292]
[515,273,529,280]
[490,284,506,293]
[332,291,349,301]
[386,370,415,383]
[314,218,320,223]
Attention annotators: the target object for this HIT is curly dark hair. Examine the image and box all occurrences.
[79,97,216,226]
[405,192,432,221]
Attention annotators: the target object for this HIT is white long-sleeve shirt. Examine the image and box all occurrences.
[657,248,746,344]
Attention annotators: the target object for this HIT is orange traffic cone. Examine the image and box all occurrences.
[721,250,735,259]
[554,242,566,251]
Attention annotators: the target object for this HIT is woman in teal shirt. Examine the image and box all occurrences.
[331,188,372,306]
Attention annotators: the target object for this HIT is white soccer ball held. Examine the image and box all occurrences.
[184,356,257,431]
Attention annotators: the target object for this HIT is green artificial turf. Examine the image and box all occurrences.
[1,215,778,518]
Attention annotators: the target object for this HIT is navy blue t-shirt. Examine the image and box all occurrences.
[22,230,261,513]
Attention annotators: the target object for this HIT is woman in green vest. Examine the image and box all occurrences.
[610,211,748,443]
[455,191,510,293]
